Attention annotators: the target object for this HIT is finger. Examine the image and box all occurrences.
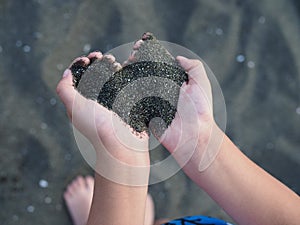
[69,56,90,68]
[87,51,103,62]
[177,56,212,105]
[56,69,77,118]
[176,56,209,85]
[103,54,116,63]
[177,56,202,71]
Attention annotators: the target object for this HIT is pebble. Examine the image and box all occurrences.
[83,44,91,53]
[296,107,300,115]
[44,196,52,204]
[50,98,57,106]
[258,16,266,24]
[64,153,72,161]
[247,61,255,69]
[23,45,31,53]
[215,28,223,36]
[27,205,35,213]
[39,179,49,188]
[56,64,64,71]
[15,40,22,47]
[12,215,19,221]
[236,54,245,63]
[33,31,43,39]
[40,122,48,130]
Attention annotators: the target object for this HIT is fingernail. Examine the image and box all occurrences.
[63,69,70,78]
[176,56,187,62]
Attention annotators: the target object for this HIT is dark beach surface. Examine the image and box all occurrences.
[0,0,299,224]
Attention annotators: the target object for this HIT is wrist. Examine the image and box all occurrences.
[181,122,226,181]
[192,134,234,189]
[94,145,150,186]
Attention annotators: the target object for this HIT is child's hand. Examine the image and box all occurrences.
[158,56,223,173]
[56,53,150,185]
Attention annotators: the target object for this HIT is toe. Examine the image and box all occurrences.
[75,176,85,187]
[64,190,72,200]
[85,176,95,190]
[66,184,76,196]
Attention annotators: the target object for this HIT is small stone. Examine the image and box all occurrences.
[50,98,57,106]
[296,107,300,115]
[44,196,52,204]
[33,32,43,39]
[40,123,48,130]
[64,153,71,161]
[39,179,48,188]
[27,205,35,213]
[23,45,31,53]
[258,16,266,24]
[12,215,19,221]
[83,44,91,53]
[56,64,64,71]
[236,54,245,63]
[215,28,223,36]
[247,61,255,68]
[16,40,22,47]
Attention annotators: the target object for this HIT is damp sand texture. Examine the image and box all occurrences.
[71,33,188,133]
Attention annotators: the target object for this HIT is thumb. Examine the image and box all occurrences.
[176,56,209,86]
[56,69,76,118]
[176,56,212,107]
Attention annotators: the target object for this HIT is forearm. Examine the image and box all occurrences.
[87,144,150,225]
[87,173,148,225]
[192,134,300,225]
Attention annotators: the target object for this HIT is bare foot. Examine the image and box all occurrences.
[64,176,94,225]
[64,175,156,225]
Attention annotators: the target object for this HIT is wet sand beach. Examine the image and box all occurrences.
[0,0,299,224]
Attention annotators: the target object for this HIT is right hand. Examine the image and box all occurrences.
[158,56,222,173]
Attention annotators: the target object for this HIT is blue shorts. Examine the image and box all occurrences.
[163,215,234,225]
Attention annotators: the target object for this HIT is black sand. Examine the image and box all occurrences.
[0,0,299,224]
[72,33,188,133]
